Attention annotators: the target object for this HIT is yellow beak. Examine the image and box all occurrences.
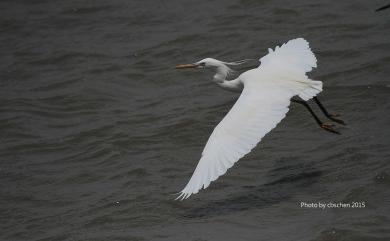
[175,63,198,69]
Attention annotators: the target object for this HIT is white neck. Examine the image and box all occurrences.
[212,64,243,92]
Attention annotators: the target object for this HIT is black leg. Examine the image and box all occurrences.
[313,97,346,125]
[291,98,340,135]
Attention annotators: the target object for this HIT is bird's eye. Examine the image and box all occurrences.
[199,62,206,67]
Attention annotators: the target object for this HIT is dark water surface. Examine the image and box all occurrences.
[1,0,390,240]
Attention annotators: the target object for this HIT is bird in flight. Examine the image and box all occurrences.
[175,38,345,200]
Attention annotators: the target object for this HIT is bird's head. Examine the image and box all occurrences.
[175,58,224,69]
[175,58,256,81]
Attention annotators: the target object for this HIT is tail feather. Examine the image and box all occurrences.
[299,80,323,101]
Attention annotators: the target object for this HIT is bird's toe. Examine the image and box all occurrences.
[329,113,340,118]
[321,123,341,135]
[330,117,346,125]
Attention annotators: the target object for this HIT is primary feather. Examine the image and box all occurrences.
[177,38,322,200]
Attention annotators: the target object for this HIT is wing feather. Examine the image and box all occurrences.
[259,38,322,101]
[177,81,294,200]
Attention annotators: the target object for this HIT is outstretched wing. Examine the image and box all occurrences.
[259,38,317,75]
[177,80,296,200]
[177,38,322,200]
[259,38,322,101]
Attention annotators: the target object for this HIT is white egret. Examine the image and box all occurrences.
[175,38,345,200]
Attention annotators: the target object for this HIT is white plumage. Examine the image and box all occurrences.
[176,38,322,200]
